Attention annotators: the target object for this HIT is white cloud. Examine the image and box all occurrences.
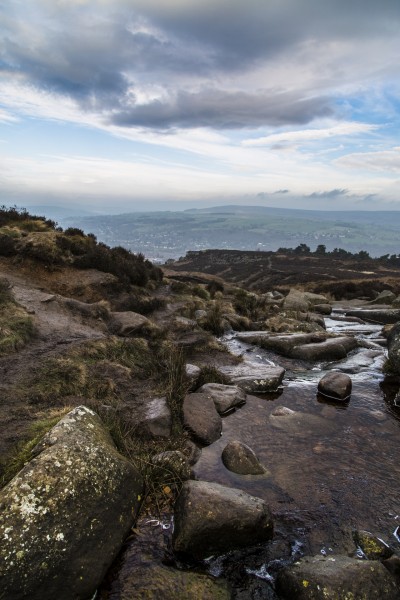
[242,122,380,147]
[335,147,400,173]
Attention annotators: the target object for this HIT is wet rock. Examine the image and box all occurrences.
[138,397,172,438]
[275,554,399,599]
[183,393,222,445]
[152,450,192,480]
[173,480,273,559]
[197,383,246,415]
[220,361,285,393]
[222,440,266,475]
[0,406,143,600]
[317,372,352,401]
[353,530,393,560]
[109,310,155,336]
[346,308,400,324]
[291,336,357,361]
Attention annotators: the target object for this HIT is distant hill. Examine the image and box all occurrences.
[62,205,400,260]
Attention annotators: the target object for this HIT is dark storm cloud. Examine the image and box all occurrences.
[1,0,399,129]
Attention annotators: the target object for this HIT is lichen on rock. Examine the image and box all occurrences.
[0,405,143,600]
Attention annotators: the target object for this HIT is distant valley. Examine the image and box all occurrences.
[61,205,400,262]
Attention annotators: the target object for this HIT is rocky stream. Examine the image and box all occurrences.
[99,302,400,599]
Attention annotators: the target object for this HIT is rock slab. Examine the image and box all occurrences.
[0,406,143,600]
[173,480,273,559]
[276,554,399,599]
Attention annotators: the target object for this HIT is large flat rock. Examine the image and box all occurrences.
[346,308,400,324]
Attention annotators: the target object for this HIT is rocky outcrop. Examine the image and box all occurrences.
[276,554,399,599]
[0,406,143,600]
[318,372,352,401]
[222,440,266,475]
[183,393,222,445]
[108,311,156,336]
[173,480,273,559]
[196,383,246,415]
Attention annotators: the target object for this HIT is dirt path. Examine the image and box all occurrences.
[0,268,108,467]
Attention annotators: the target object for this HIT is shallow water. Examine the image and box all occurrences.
[101,307,400,596]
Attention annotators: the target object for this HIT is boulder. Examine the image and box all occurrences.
[197,383,246,415]
[183,393,222,445]
[283,289,309,312]
[109,311,154,336]
[0,406,143,600]
[222,440,266,475]
[275,554,399,599]
[173,480,273,559]
[138,397,172,438]
[283,290,330,312]
[317,372,352,401]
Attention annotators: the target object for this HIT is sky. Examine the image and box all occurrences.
[1,0,400,213]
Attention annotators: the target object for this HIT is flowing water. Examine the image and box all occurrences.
[101,307,400,597]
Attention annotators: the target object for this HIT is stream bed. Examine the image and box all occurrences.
[100,306,400,598]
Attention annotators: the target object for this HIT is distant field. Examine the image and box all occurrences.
[63,205,400,260]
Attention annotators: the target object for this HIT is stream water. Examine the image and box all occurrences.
[101,306,400,598]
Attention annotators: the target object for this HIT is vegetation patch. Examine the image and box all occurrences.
[0,279,35,355]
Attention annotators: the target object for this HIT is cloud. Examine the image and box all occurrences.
[112,89,332,129]
[1,0,399,131]
[335,147,400,173]
[243,123,379,147]
[307,188,349,199]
